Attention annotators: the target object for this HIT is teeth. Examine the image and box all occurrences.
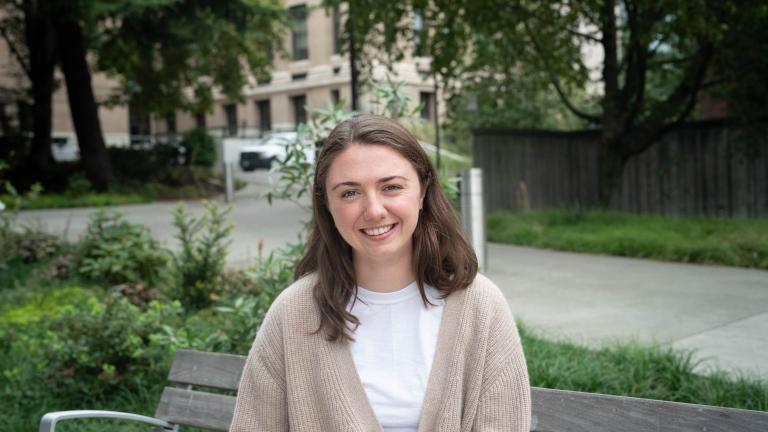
[363,224,394,236]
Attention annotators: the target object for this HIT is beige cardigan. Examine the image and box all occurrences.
[230,273,531,431]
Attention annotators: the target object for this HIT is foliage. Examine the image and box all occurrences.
[488,210,768,269]
[170,202,233,310]
[11,229,62,263]
[267,100,356,214]
[331,0,767,206]
[520,324,768,411]
[180,127,216,167]
[1,294,182,402]
[79,210,170,287]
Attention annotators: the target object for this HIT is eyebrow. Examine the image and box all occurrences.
[331,175,409,191]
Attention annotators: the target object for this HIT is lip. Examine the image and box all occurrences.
[359,223,397,240]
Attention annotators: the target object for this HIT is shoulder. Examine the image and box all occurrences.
[457,273,511,317]
[260,272,320,333]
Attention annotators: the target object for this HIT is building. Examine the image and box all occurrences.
[0,0,439,153]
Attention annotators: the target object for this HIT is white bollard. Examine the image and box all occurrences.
[460,168,487,271]
[220,138,240,203]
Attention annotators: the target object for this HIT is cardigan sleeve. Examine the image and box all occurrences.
[230,301,289,432]
[471,285,531,432]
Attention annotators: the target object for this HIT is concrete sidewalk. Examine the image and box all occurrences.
[485,243,768,381]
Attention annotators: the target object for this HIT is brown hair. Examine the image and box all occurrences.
[295,114,478,342]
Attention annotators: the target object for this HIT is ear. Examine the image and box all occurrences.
[419,184,428,210]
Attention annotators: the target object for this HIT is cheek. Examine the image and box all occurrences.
[329,203,360,230]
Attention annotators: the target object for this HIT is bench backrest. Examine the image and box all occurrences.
[156,349,768,431]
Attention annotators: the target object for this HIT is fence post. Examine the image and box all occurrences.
[220,138,238,203]
[460,168,487,271]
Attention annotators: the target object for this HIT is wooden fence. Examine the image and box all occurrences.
[473,121,768,218]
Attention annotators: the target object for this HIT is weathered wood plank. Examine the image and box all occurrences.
[155,387,236,431]
[168,349,246,390]
[531,387,768,432]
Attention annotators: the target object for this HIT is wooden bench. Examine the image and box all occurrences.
[40,349,768,431]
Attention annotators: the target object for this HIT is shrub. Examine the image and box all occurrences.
[13,229,62,263]
[171,202,233,309]
[180,127,216,167]
[79,210,170,287]
[1,294,183,401]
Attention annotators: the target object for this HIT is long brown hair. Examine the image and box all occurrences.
[295,114,478,342]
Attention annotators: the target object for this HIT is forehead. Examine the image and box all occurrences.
[326,144,417,184]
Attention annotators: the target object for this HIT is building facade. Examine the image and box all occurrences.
[0,0,438,152]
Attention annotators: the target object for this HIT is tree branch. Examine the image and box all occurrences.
[523,20,601,124]
[567,28,602,44]
[0,25,31,79]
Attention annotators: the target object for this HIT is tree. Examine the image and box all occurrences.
[0,0,285,191]
[333,0,766,206]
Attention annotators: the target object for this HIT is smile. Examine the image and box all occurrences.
[361,224,396,236]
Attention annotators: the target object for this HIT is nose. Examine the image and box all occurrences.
[363,194,386,221]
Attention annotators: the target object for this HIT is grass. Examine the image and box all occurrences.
[488,210,768,269]
[520,324,768,411]
[4,193,153,210]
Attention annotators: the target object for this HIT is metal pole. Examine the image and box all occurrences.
[348,2,359,111]
[460,168,486,271]
[224,162,234,203]
[433,77,440,171]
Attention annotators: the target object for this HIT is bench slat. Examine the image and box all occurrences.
[531,387,768,432]
[155,387,236,431]
[168,349,246,390]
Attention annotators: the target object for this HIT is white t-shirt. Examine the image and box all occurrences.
[348,281,445,432]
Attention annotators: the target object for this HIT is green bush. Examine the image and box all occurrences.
[180,127,216,167]
[1,294,182,402]
[79,211,170,287]
[171,202,232,310]
[12,229,62,263]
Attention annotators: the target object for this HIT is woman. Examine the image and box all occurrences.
[231,115,531,431]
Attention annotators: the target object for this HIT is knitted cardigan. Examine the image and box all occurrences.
[230,273,531,432]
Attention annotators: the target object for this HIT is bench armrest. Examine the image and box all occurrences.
[39,410,175,432]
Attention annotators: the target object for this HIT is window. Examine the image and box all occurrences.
[331,89,340,106]
[420,92,433,121]
[292,73,307,81]
[257,99,271,133]
[292,95,307,128]
[224,103,238,136]
[129,102,151,144]
[195,112,207,129]
[333,6,341,54]
[165,113,177,139]
[290,5,309,60]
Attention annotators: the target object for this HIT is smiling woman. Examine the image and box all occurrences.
[230,115,531,432]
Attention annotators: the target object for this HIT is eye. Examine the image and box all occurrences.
[341,190,359,199]
[383,184,403,192]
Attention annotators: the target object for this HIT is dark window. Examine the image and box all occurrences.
[17,101,32,133]
[166,114,177,136]
[420,92,433,120]
[292,73,307,81]
[290,5,309,60]
[333,6,341,55]
[129,102,151,144]
[224,103,238,136]
[195,112,206,128]
[331,89,340,106]
[292,95,307,128]
[257,99,271,133]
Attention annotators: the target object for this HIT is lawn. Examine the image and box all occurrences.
[488,210,768,269]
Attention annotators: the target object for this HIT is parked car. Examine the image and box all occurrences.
[237,132,315,171]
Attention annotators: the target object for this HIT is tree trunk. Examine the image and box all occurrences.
[55,18,112,191]
[597,136,626,208]
[26,15,57,173]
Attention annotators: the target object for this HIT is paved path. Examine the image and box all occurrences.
[18,172,768,381]
[486,244,768,381]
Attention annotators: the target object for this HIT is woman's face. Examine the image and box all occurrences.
[325,143,424,267]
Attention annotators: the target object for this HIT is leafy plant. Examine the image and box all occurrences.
[171,201,233,310]
[180,127,216,167]
[79,210,170,287]
[1,295,182,401]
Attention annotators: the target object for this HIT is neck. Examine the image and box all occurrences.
[354,251,415,293]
